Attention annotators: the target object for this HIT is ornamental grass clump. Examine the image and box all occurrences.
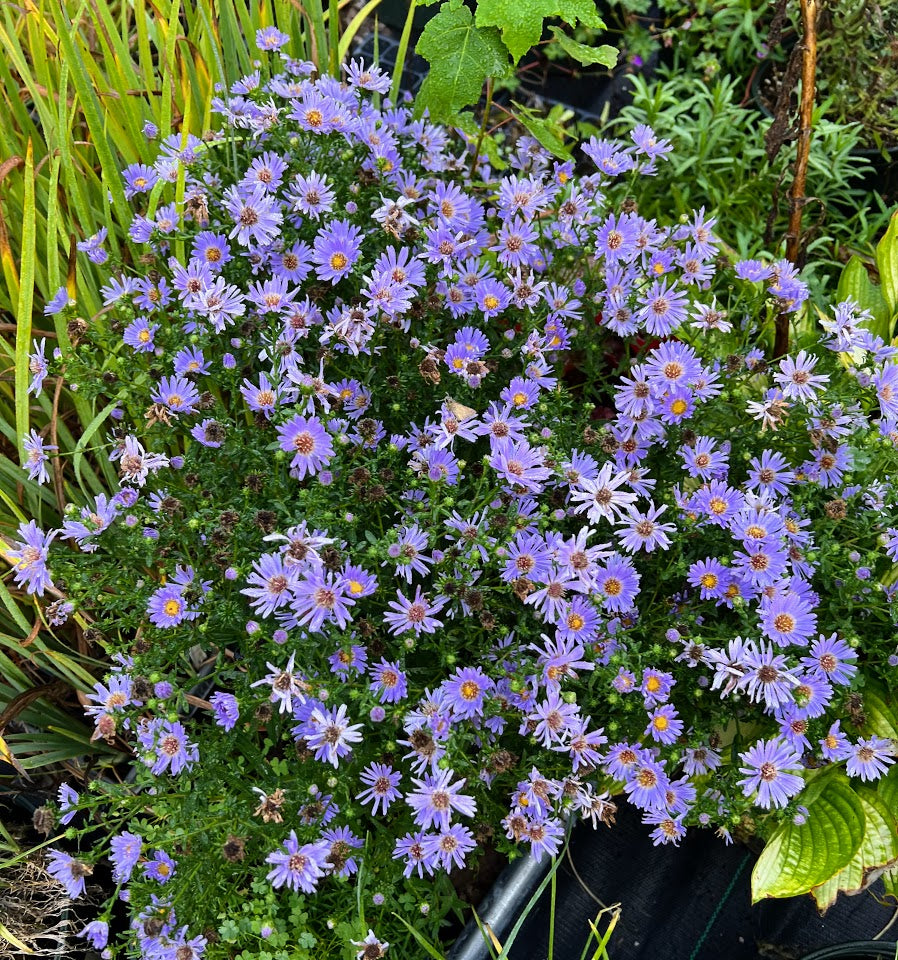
[14,31,898,960]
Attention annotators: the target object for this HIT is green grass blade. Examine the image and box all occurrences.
[14,139,35,458]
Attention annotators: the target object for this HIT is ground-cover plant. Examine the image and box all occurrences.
[8,31,898,960]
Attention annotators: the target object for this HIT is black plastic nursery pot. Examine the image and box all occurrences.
[800,943,898,960]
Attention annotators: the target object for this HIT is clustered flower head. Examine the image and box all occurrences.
[24,34,898,960]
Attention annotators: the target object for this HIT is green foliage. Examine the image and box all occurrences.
[414,0,511,122]
[835,210,898,343]
[814,0,898,148]
[610,70,891,298]
[0,0,347,781]
[754,688,898,907]
[752,771,866,901]
[546,25,617,68]
[474,0,603,63]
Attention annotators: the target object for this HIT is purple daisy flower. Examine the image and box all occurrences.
[388,523,433,583]
[224,183,283,248]
[738,643,799,709]
[123,317,160,353]
[290,570,355,632]
[406,768,477,830]
[241,552,299,618]
[151,375,200,415]
[276,414,334,480]
[800,633,858,686]
[143,849,176,884]
[109,831,142,882]
[774,350,829,402]
[240,373,278,420]
[322,825,363,877]
[46,849,90,899]
[423,823,477,871]
[138,718,199,776]
[357,762,403,815]
[637,277,689,336]
[594,554,640,612]
[489,439,552,494]
[760,592,817,647]
[383,587,447,636]
[303,703,364,767]
[641,669,674,706]
[368,658,409,704]
[190,419,225,448]
[644,812,687,847]
[28,338,49,397]
[624,758,670,811]
[564,719,608,772]
[23,429,57,484]
[442,666,493,720]
[191,231,232,272]
[645,704,683,745]
[746,449,794,497]
[122,162,158,198]
[78,920,109,950]
[265,833,330,893]
[529,691,580,747]
[845,736,895,782]
[570,463,638,524]
[392,831,437,879]
[312,219,363,284]
[43,285,71,316]
[617,502,675,552]
[210,692,239,731]
[8,520,55,595]
[57,783,79,826]
[820,720,853,761]
[738,738,805,809]
[328,643,369,677]
[173,346,210,376]
[256,25,290,49]
[147,585,195,628]
[687,557,729,600]
[288,171,335,219]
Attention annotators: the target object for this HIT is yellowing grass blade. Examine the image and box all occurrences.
[0,919,34,954]
[0,731,32,781]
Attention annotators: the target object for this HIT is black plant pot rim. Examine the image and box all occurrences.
[799,941,898,960]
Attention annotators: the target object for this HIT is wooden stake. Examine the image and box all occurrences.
[774,0,817,359]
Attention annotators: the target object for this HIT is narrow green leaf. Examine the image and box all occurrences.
[14,139,35,457]
[391,913,446,960]
[0,575,32,635]
[752,773,866,901]
[73,400,119,493]
[51,5,134,258]
[547,26,617,68]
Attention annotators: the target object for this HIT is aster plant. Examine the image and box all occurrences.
[13,29,898,960]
